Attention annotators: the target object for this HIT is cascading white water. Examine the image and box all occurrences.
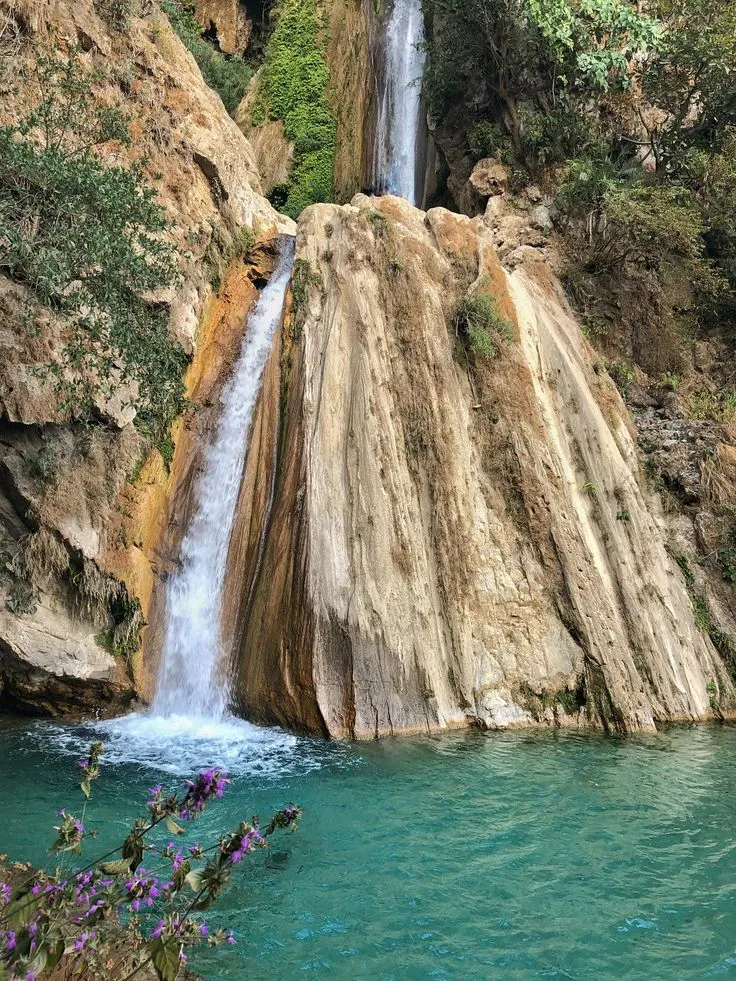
[152,236,295,721]
[372,0,427,206]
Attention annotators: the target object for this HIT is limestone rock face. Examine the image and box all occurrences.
[194,0,252,54]
[235,194,729,737]
[469,157,511,198]
[0,0,290,715]
[0,598,133,717]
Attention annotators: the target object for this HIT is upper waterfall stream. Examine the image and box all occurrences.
[372,0,427,206]
[153,237,295,720]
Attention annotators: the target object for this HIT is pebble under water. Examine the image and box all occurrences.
[1,718,735,979]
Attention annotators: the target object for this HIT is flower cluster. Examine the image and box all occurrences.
[124,868,173,913]
[226,826,265,865]
[0,744,301,981]
[179,767,229,819]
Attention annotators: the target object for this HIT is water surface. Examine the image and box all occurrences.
[1,720,735,979]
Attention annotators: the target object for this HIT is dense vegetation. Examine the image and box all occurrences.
[0,53,187,440]
[252,0,336,218]
[426,0,736,374]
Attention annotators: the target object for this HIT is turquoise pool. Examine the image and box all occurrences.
[0,716,734,979]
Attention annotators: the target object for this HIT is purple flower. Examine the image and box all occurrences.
[179,767,229,819]
[78,759,89,769]
[130,899,141,912]
[151,919,165,939]
[0,883,11,906]
[199,921,208,937]
[227,931,236,945]
[26,972,37,981]
[4,929,16,951]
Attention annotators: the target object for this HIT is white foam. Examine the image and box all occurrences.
[34,712,339,778]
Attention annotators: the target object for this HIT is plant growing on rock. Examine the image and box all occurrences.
[455,285,514,360]
[0,741,302,980]
[0,50,187,443]
[255,0,336,218]
[161,1,253,115]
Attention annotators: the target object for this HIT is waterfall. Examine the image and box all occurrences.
[372,0,427,206]
[152,237,295,720]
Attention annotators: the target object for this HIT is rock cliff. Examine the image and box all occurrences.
[234,193,731,736]
[0,0,291,714]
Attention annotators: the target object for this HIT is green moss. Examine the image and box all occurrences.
[290,259,321,335]
[258,0,336,218]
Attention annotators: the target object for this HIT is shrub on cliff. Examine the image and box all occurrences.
[455,286,514,360]
[425,0,658,167]
[0,52,187,439]
[0,741,302,979]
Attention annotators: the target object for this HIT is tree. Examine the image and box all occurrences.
[425,0,658,162]
[638,0,736,168]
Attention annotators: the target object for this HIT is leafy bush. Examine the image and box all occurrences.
[425,0,657,163]
[161,0,252,115]
[556,156,718,283]
[94,0,137,30]
[0,743,302,980]
[455,287,514,360]
[0,53,187,440]
[257,0,336,218]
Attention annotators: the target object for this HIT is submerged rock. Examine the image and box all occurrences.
[234,193,729,737]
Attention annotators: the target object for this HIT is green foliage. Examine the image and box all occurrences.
[638,0,736,168]
[0,52,187,441]
[161,1,252,114]
[557,156,714,279]
[94,0,137,30]
[27,444,57,483]
[468,122,513,165]
[426,0,657,166]
[526,0,659,90]
[258,0,336,218]
[4,581,38,616]
[0,745,302,980]
[455,287,514,360]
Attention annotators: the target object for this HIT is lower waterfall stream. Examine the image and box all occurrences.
[153,237,295,721]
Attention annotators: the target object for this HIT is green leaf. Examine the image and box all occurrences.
[81,777,92,798]
[100,858,133,875]
[149,937,182,981]
[5,890,42,929]
[164,816,185,836]
[184,869,203,892]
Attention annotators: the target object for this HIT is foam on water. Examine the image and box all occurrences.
[33,713,337,778]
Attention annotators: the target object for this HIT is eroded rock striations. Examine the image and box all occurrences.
[234,194,731,736]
